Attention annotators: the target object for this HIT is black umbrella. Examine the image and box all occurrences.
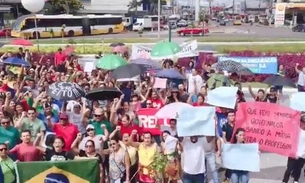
[111,64,145,79]
[85,87,122,101]
[263,75,296,88]
[109,42,125,47]
[216,61,253,74]
[47,82,85,101]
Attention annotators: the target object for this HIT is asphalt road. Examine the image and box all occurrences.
[209,88,303,183]
[0,23,304,43]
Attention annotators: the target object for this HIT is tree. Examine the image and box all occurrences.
[128,0,143,15]
[149,0,166,14]
[45,0,83,14]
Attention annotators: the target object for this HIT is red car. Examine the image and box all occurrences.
[0,28,11,37]
[177,27,209,36]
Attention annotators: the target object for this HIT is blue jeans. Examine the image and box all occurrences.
[230,170,249,183]
[182,172,205,183]
[205,152,219,183]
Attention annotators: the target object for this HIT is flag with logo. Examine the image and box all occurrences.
[16,159,99,183]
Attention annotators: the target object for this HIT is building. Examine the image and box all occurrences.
[80,0,152,15]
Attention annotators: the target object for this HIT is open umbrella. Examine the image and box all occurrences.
[216,60,252,73]
[155,102,192,119]
[10,39,33,46]
[85,87,122,101]
[263,75,296,88]
[130,58,162,71]
[47,82,85,101]
[96,54,127,70]
[155,69,185,80]
[151,41,181,59]
[109,42,125,47]
[111,64,145,79]
[3,57,30,67]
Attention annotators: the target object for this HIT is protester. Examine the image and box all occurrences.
[0,143,17,183]
[230,128,249,183]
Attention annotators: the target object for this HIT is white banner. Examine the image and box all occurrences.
[131,40,198,59]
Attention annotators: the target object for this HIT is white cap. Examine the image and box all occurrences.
[86,124,95,130]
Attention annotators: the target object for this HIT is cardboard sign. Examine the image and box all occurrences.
[234,102,301,157]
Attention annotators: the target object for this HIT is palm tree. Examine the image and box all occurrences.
[128,0,143,15]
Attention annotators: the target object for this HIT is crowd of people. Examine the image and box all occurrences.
[0,47,305,183]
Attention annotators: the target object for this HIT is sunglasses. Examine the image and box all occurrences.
[60,118,68,120]
[0,148,7,151]
[147,103,152,105]
[95,115,102,117]
[86,128,94,132]
[1,121,9,125]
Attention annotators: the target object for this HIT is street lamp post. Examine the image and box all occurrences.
[21,0,45,52]
[157,0,161,39]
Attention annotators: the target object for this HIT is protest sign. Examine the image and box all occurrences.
[290,93,305,111]
[177,106,216,136]
[297,129,305,158]
[137,108,169,135]
[131,40,198,59]
[234,102,300,157]
[222,143,260,172]
[218,56,278,74]
[153,78,167,89]
[206,87,238,109]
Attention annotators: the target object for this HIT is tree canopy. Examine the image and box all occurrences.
[45,0,84,14]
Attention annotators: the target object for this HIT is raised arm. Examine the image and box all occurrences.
[128,130,140,148]
[34,133,46,152]
[71,133,83,154]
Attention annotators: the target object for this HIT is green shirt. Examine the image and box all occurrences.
[0,157,15,183]
[89,119,113,135]
[0,127,20,149]
[21,118,46,141]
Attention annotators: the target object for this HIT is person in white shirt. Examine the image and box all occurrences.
[295,63,305,92]
[181,136,206,183]
[187,69,203,93]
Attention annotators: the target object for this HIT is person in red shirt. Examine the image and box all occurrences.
[148,90,164,109]
[46,113,79,151]
[54,48,66,72]
[117,114,142,141]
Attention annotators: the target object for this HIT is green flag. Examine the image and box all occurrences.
[16,159,99,183]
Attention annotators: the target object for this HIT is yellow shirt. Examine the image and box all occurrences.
[119,141,137,166]
[138,143,157,174]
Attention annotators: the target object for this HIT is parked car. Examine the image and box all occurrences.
[177,27,209,36]
[219,19,226,26]
[292,24,305,32]
[0,28,11,37]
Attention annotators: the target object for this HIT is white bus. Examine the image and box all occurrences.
[11,14,125,39]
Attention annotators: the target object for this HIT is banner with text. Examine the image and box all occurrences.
[217,56,278,74]
[234,102,301,157]
[137,108,169,135]
[131,40,198,59]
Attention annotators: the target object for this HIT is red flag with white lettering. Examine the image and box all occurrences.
[137,108,169,135]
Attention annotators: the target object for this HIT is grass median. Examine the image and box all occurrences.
[2,44,305,54]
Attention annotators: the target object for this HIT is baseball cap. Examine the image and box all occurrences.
[86,124,95,130]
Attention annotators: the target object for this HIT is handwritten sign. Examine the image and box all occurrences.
[137,108,169,135]
[218,56,278,74]
[234,102,300,157]
[153,77,167,89]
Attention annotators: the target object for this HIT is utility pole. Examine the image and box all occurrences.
[157,0,161,38]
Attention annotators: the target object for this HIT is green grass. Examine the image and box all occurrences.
[2,44,305,54]
[216,44,305,53]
